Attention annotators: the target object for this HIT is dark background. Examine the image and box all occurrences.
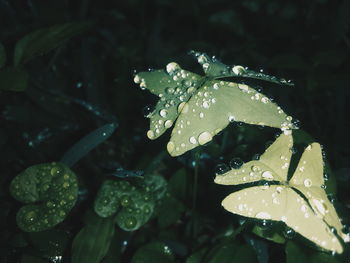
[1,0,350,262]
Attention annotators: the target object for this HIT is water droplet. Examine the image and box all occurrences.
[198,131,212,145]
[258,219,272,229]
[303,179,312,187]
[251,165,260,172]
[202,101,210,108]
[230,158,243,169]
[252,154,260,160]
[228,115,235,122]
[215,163,230,175]
[189,136,197,144]
[121,196,130,207]
[232,65,245,75]
[283,227,296,239]
[261,171,274,180]
[133,75,141,84]
[147,130,155,139]
[166,62,180,74]
[164,120,173,128]
[160,109,168,117]
[124,216,137,229]
[178,102,189,113]
[167,141,175,153]
[199,112,204,118]
[50,167,61,176]
[286,116,293,121]
[311,199,327,216]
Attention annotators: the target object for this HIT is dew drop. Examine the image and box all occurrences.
[251,165,260,172]
[228,115,235,122]
[230,158,243,169]
[164,120,173,128]
[133,75,141,84]
[303,179,312,187]
[232,65,245,75]
[178,102,189,113]
[198,131,212,145]
[215,163,230,175]
[167,141,175,153]
[261,171,274,181]
[160,109,168,118]
[258,219,272,229]
[147,130,155,139]
[166,62,180,74]
[283,227,296,239]
[189,136,197,144]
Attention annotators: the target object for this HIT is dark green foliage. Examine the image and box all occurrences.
[1,1,350,262]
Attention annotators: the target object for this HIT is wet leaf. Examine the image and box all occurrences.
[60,122,118,167]
[215,134,349,253]
[10,162,78,232]
[135,52,295,156]
[131,242,175,263]
[205,243,258,263]
[94,175,167,231]
[0,68,28,91]
[71,212,115,263]
[14,22,93,67]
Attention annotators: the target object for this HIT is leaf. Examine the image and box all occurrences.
[204,243,258,263]
[0,68,28,91]
[131,242,175,263]
[14,22,93,67]
[135,52,295,156]
[60,123,118,167]
[94,175,167,231]
[10,162,78,232]
[0,42,6,68]
[157,195,185,229]
[215,134,349,253]
[71,212,115,263]
[252,224,286,244]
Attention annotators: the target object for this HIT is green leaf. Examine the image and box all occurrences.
[14,22,93,67]
[94,175,167,231]
[204,243,258,263]
[135,52,295,156]
[0,42,6,68]
[10,162,78,232]
[131,242,175,263]
[214,134,349,253]
[157,195,185,228]
[0,68,28,91]
[185,247,208,263]
[71,212,115,263]
[252,224,286,244]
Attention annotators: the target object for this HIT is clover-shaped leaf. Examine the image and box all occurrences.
[135,52,296,156]
[94,174,166,231]
[214,134,349,253]
[10,162,78,232]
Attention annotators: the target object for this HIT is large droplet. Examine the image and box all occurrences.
[229,158,243,169]
[160,109,168,118]
[258,219,273,230]
[147,130,155,139]
[177,102,189,113]
[232,65,245,75]
[164,120,173,128]
[215,163,230,175]
[261,171,274,181]
[166,62,180,75]
[198,132,212,145]
[167,141,175,153]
